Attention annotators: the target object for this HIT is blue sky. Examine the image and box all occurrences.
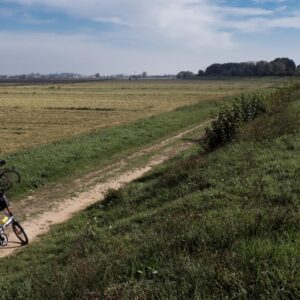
[0,0,300,74]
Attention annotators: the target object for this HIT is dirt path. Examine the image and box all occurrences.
[0,120,211,258]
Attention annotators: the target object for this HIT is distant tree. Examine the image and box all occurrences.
[240,62,256,76]
[95,73,100,78]
[204,57,297,77]
[297,65,300,76]
[176,71,194,79]
[176,71,185,79]
[206,62,256,76]
[271,60,286,76]
[222,63,237,76]
[205,64,223,76]
[271,58,296,75]
[255,61,273,76]
[198,70,205,76]
[129,75,139,80]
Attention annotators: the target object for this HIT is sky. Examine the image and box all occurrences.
[0,0,300,75]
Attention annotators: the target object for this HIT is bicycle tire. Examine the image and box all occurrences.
[0,233,8,246]
[0,169,21,192]
[12,221,28,245]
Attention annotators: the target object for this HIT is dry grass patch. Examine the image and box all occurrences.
[0,79,280,153]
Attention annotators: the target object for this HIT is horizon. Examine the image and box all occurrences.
[1,0,300,75]
[1,56,299,77]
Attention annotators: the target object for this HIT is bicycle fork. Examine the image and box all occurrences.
[0,214,14,246]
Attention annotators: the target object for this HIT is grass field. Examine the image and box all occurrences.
[0,83,299,299]
[0,78,285,154]
[4,100,218,199]
[0,78,288,199]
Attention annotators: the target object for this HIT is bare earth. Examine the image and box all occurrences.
[0,120,211,258]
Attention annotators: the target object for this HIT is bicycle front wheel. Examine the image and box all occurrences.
[0,169,21,192]
[12,221,28,245]
[0,233,8,246]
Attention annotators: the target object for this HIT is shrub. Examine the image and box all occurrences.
[203,93,266,151]
[203,83,300,151]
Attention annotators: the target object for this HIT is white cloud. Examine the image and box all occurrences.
[225,10,300,32]
[5,0,280,49]
[212,6,274,16]
[6,0,297,44]
[1,0,300,73]
[92,17,126,26]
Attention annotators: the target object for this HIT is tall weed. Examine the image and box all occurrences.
[203,83,300,151]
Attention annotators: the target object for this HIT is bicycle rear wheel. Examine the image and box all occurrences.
[12,221,28,245]
[0,169,21,192]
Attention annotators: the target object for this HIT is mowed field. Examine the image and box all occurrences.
[0,78,282,154]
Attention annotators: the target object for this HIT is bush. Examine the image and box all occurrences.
[203,93,266,151]
[203,83,300,151]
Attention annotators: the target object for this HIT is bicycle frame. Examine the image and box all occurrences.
[0,215,14,233]
[0,203,14,232]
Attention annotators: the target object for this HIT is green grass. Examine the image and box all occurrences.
[2,99,221,200]
[0,88,299,299]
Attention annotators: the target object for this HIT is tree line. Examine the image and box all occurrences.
[177,58,300,79]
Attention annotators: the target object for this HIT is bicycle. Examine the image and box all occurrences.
[0,160,28,246]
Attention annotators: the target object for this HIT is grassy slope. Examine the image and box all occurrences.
[3,99,220,200]
[0,90,300,299]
